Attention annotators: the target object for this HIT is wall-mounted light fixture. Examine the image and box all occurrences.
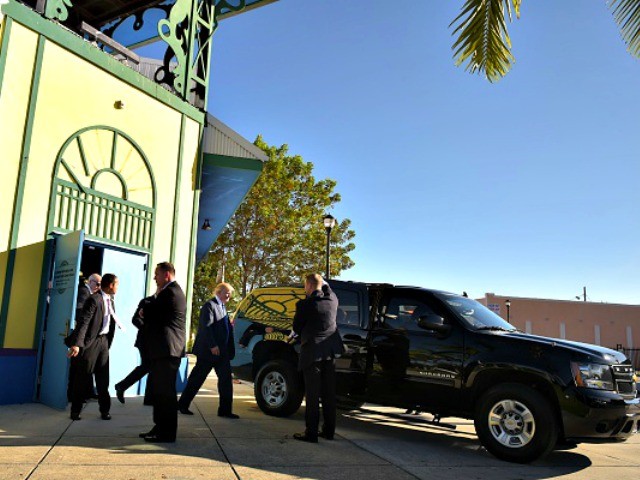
[201,218,212,231]
[114,100,125,109]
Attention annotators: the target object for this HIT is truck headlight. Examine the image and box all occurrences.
[571,362,615,391]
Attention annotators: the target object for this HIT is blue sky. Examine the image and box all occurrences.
[204,0,640,304]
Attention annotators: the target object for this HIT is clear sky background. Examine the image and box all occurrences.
[205,0,640,304]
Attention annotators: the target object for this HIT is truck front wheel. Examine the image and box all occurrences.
[474,383,558,463]
[255,360,304,417]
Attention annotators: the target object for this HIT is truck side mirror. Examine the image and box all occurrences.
[417,314,451,334]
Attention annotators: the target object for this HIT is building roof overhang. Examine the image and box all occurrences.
[195,114,267,263]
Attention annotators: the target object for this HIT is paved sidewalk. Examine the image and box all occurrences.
[0,374,420,480]
[1,371,639,480]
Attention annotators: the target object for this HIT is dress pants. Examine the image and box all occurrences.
[70,335,111,415]
[115,346,152,403]
[302,358,336,438]
[178,354,233,415]
[148,356,180,440]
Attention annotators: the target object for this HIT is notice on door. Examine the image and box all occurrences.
[54,259,76,295]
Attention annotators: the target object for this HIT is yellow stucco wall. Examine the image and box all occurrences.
[173,118,201,288]
[0,22,38,304]
[1,20,201,348]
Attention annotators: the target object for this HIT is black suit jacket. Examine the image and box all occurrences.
[67,292,115,350]
[132,295,154,349]
[293,284,343,370]
[192,296,235,362]
[143,282,187,359]
[75,283,91,320]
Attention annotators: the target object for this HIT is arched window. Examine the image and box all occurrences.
[49,126,156,252]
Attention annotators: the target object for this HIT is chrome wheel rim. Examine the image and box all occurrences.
[261,371,288,408]
[488,399,535,448]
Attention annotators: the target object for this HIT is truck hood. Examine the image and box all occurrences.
[503,332,628,364]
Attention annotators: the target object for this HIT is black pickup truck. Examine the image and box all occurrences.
[230,280,639,463]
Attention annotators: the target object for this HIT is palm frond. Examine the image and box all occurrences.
[609,0,640,57]
[450,0,519,82]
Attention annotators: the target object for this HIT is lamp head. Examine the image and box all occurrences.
[323,214,336,230]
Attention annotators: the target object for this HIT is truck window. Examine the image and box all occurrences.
[333,288,361,327]
[385,297,436,332]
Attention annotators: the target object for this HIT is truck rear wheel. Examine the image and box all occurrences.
[255,360,303,417]
[474,383,557,463]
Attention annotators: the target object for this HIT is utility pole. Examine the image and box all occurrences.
[582,286,587,302]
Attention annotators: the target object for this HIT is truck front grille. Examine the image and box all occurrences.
[613,364,637,397]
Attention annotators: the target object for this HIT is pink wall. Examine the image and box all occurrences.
[477,294,639,350]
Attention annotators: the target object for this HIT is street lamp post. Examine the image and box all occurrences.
[323,214,336,279]
[505,299,511,323]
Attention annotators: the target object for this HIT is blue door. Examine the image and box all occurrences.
[40,230,84,409]
[101,248,147,395]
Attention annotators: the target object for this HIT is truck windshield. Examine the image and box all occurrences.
[434,293,516,331]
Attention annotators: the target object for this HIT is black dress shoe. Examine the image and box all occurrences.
[178,407,194,415]
[115,387,125,404]
[218,413,239,419]
[70,412,81,421]
[143,434,175,443]
[318,431,334,440]
[293,432,318,443]
[101,413,111,420]
[139,429,157,438]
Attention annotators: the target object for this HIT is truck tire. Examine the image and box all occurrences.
[255,360,303,417]
[474,383,557,463]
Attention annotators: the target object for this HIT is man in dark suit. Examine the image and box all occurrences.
[292,274,343,443]
[114,295,155,405]
[66,273,119,421]
[68,273,101,402]
[178,282,238,419]
[140,262,186,443]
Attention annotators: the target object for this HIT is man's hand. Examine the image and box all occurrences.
[67,346,80,358]
[210,346,220,356]
[138,308,144,318]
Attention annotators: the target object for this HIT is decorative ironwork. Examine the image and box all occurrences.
[44,0,74,22]
[101,1,173,46]
[156,0,246,108]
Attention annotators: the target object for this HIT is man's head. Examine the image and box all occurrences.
[214,282,234,305]
[304,274,324,296]
[88,273,102,294]
[101,274,119,295]
[154,262,175,288]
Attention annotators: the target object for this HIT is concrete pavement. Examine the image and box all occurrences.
[0,371,639,480]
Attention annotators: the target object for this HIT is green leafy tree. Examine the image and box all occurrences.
[451,0,640,82]
[195,136,355,322]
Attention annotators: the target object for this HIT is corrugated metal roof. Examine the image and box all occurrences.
[203,113,268,162]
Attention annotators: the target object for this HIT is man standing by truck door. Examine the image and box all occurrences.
[292,274,343,443]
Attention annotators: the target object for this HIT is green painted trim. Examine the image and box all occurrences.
[3,1,205,124]
[56,179,152,213]
[170,114,186,264]
[76,136,90,176]
[185,124,205,335]
[32,238,54,350]
[110,130,117,169]
[53,126,157,209]
[202,153,264,172]
[0,34,45,347]
[0,17,13,103]
[90,168,129,200]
